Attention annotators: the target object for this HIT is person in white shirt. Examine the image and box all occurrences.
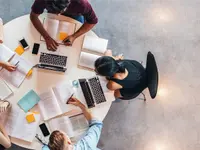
[0,18,16,72]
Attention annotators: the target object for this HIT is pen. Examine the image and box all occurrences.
[66,93,74,104]
[15,61,19,67]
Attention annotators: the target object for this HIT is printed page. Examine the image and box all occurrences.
[0,79,12,100]
[49,116,74,138]
[0,44,15,62]
[79,52,100,70]
[57,21,75,42]
[38,89,62,120]
[12,113,41,142]
[69,114,88,136]
[82,36,108,54]
[0,54,33,87]
[42,18,59,41]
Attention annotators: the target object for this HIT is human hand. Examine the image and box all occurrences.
[68,97,83,107]
[63,35,76,46]
[45,36,58,51]
[2,62,16,72]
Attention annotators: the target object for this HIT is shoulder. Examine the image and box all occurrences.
[107,80,122,90]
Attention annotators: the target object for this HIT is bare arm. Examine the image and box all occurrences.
[107,81,122,90]
[0,124,11,148]
[30,12,58,50]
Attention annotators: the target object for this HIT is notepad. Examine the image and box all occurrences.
[0,54,34,87]
[18,90,40,113]
[0,44,15,62]
[41,18,76,44]
[15,45,24,55]
[0,79,12,100]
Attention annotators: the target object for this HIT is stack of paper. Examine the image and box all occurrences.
[0,44,15,63]
[18,90,40,113]
[0,79,12,100]
[0,54,34,87]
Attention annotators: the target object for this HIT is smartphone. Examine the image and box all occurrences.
[32,43,40,55]
[19,38,29,50]
[39,123,50,137]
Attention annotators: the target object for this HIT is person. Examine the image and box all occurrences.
[0,18,16,72]
[47,97,103,150]
[94,50,147,100]
[30,0,98,51]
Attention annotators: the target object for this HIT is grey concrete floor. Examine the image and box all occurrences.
[1,0,200,150]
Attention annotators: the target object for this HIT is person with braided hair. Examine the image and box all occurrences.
[95,50,147,100]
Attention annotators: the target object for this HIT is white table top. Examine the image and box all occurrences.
[3,14,114,149]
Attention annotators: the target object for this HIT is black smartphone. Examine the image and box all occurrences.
[32,43,40,55]
[19,38,29,50]
[39,123,50,137]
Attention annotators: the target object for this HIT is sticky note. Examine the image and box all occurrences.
[59,32,68,41]
[15,45,24,55]
[26,69,33,77]
[26,114,35,123]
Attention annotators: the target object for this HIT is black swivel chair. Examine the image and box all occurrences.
[120,51,159,101]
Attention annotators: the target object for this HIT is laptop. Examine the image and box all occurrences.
[78,76,106,108]
[37,52,67,72]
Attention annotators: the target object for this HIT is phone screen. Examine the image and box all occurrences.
[32,43,40,54]
[20,39,29,49]
[39,123,50,137]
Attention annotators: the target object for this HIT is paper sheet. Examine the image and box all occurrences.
[82,36,108,54]
[0,79,12,100]
[43,18,59,40]
[0,44,15,62]
[38,90,62,120]
[79,52,100,70]
[49,116,74,138]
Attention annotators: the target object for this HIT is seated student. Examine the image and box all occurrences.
[0,18,16,72]
[47,97,103,150]
[30,0,98,51]
[94,50,147,100]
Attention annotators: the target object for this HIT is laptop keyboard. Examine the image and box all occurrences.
[88,77,106,104]
[39,52,67,67]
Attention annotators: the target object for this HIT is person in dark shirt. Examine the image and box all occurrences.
[95,50,147,100]
[30,0,98,51]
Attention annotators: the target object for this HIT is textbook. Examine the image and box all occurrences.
[38,81,86,121]
[3,106,40,142]
[41,17,76,44]
[0,54,34,87]
[78,36,108,70]
[48,114,88,138]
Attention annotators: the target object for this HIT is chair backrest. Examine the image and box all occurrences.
[146,51,159,99]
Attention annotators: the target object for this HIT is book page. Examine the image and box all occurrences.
[0,44,15,62]
[0,79,12,100]
[42,18,59,40]
[0,54,33,88]
[49,116,74,138]
[82,36,108,54]
[57,21,75,42]
[69,114,88,135]
[38,90,62,120]
[79,52,100,70]
[12,113,40,142]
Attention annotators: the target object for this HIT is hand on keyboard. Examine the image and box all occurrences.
[45,36,58,51]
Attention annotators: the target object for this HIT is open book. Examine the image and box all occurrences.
[3,106,40,142]
[78,36,108,70]
[0,54,34,87]
[48,114,88,138]
[0,44,15,64]
[0,79,12,100]
[41,18,76,44]
[38,82,83,121]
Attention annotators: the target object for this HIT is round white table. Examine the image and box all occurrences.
[3,14,114,149]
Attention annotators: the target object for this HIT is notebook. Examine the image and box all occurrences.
[18,90,40,113]
[0,44,15,63]
[78,36,108,70]
[0,79,12,100]
[41,18,76,43]
[4,106,40,142]
[38,81,85,121]
[48,114,88,138]
[0,54,34,87]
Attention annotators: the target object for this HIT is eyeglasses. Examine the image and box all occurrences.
[35,134,48,145]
